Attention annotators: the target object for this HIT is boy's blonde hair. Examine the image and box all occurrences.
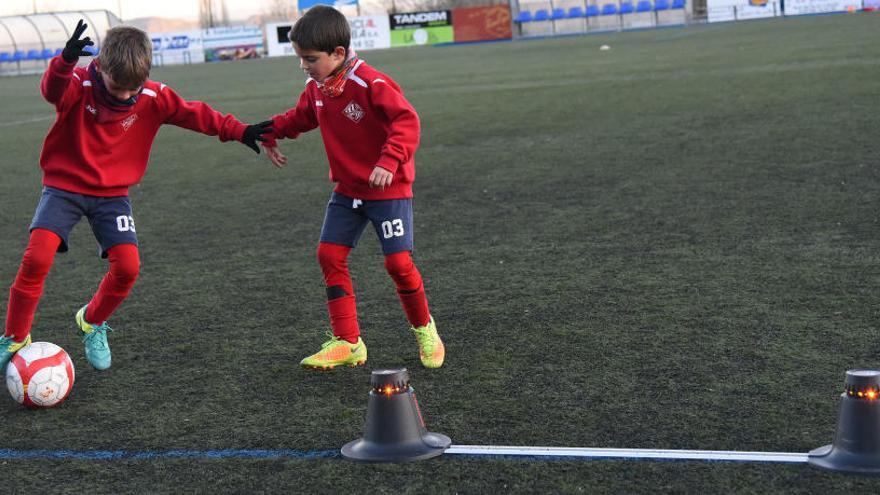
[97,26,152,88]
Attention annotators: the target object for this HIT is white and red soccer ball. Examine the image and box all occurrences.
[5,342,75,408]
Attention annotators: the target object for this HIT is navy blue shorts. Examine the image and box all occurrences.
[320,192,414,254]
[30,186,138,258]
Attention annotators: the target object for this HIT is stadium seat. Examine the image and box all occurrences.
[636,0,653,11]
[54,48,63,56]
[41,48,54,59]
[26,49,41,61]
[620,2,635,13]
[601,3,618,15]
[533,9,550,21]
[12,51,25,62]
[568,6,585,17]
[551,7,566,19]
[515,10,533,22]
[586,4,601,16]
[654,0,670,10]
[0,52,10,63]
[671,0,685,8]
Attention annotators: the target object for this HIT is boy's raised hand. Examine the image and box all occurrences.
[368,166,393,190]
[264,146,288,168]
[62,20,94,63]
[241,120,274,154]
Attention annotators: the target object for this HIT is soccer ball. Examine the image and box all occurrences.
[6,342,75,408]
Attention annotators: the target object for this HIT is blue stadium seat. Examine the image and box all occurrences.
[0,52,10,63]
[551,7,566,19]
[41,48,54,59]
[620,2,635,13]
[601,3,618,15]
[533,9,550,21]
[12,51,25,62]
[515,10,533,22]
[568,6,585,17]
[671,0,685,8]
[654,0,670,10]
[586,4,601,16]
[54,47,63,56]
[26,49,41,61]
[636,0,653,11]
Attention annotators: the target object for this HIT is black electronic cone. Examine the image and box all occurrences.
[809,370,880,474]
[342,368,451,462]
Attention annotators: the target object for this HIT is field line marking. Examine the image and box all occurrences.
[0,448,341,460]
[0,115,54,127]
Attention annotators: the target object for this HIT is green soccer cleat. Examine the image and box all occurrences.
[0,334,32,372]
[75,305,112,370]
[300,332,367,370]
[412,316,444,369]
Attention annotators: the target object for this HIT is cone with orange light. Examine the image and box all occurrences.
[809,370,880,474]
[342,368,451,462]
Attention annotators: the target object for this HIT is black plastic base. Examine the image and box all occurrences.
[341,432,451,462]
[808,445,880,475]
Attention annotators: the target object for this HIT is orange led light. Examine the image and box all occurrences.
[868,390,877,400]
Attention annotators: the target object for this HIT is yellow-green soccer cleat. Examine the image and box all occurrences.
[412,316,444,369]
[75,305,112,370]
[300,332,367,370]
[0,334,32,372]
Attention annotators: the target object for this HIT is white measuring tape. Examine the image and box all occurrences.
[445,445,810,463]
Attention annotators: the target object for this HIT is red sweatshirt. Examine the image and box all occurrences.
[39,56,248,197]
[265,60,420,200]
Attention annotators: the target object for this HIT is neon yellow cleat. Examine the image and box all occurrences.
[0,334,32,372]
[412,316,444,369]
[300,332,367,370]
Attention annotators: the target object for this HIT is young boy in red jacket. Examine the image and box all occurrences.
[262,6,444,370]
[0,21,272,372]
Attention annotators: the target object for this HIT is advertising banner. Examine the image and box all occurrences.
[202,26,263,62]
[265,22,295,57]
[150,31,205,66]
[783,0,861,14]
[452,4,512,43]
[389,11,454,47]
[706,0,779,22]
[266,16,390,58]
[349,15,391,51]
[298,0,357,11]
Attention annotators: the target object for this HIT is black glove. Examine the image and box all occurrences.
[241,120,274,154]
[62,20,94,63]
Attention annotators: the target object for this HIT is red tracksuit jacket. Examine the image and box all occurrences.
[39,56,247,197]
[265,60,420,200]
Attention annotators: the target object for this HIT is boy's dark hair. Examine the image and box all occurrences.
[97,26,152,88]
[289,6,350,54]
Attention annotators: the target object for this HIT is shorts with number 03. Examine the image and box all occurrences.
[320,192,414,254]
[30,186,138,258]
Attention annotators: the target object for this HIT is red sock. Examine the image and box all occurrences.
[6,229,61,341]
[85,244,140,324]
[317,242,359,343]
[385,251,430,327]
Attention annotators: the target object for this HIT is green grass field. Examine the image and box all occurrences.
[1,13,879,493]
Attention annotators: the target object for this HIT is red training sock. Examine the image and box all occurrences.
[384,251,430,328]
[5,229,62,341]
[317,242,359,343]
[85,243,140,324]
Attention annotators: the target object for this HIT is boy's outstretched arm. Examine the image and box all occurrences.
[41,19,93,106]
[160,87,272,153]
[258,88,320,166]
